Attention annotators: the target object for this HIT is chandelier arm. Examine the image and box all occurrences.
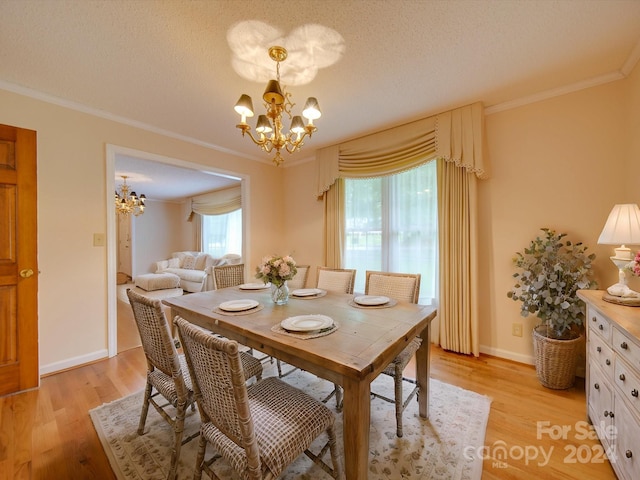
[239,128,269,148]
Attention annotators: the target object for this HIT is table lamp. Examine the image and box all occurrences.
[597,203,640,303]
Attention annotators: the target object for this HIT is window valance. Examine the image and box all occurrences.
[187,185,241,220]
[316,102,487,196]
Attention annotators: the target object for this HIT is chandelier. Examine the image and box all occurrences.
[234,46,321,166]
[115,176,146,216]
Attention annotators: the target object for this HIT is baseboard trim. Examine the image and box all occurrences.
[40,349,109,377]
[479,344,534,365]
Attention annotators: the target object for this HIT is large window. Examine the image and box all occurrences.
[344,161,437,303]
[201,209,242,257]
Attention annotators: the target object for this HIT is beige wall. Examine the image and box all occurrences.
[3,61,640,375]
[132,199,193,276]
[0,88,282,374]
[285,66,640,365]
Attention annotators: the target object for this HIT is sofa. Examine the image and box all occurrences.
[155,251,242,293]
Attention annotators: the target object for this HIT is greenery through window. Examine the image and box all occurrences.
[344,161,437,303]
[201,209,242,257]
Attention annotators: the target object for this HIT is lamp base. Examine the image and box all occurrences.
[602,293,640,307]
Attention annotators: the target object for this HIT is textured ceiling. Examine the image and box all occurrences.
[2,0,640,199]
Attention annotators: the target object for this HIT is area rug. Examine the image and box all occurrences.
[90,364,491,479]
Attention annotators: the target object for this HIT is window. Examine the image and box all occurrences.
[344,161,437,303]
[200,209,242,257]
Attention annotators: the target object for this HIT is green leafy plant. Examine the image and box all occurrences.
[507,228,597,339]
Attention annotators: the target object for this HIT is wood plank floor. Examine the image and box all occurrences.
[0,346,616,479]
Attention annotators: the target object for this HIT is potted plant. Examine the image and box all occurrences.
[507,228,597,389]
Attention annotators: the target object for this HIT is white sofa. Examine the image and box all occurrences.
[155,251,242,293]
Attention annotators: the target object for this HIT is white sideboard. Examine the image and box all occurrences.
[579,290,640,480]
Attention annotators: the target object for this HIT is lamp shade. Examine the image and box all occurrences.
[597,204,640,246]
[302,97,321,120]
[263,80,284,105]
[234,94,254,118]
[290,115,305,134]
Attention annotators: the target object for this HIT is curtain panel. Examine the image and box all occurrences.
[316,102,486,356]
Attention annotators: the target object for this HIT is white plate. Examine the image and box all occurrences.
[218,299,260,312]
[281,314,334,332]
[239,283,270,290]
[354,295,390,306]
[291,288,323,297]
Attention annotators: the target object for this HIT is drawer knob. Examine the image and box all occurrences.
[599,324,604,330]
[621,342,628,350]
[605,359,611,366]
[626,450,633,459]
[597,346,602,353]
[592,316,597,322]
[594,383,600,390]
[620,373,626,381]
[604,410,609,417]
[632,389,639,398]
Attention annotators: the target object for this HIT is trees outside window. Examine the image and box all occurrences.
[344,161,437,303]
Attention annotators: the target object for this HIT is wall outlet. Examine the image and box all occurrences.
[512,322,523,337]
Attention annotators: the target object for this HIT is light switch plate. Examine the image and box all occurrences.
[93,233,106,246]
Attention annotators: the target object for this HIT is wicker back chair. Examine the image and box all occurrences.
[316,267,356,294]
[213,263,244,289]
[365,270,422,437]
[175,317,344,480]
[126,289,198,480]
[287,264,310,290]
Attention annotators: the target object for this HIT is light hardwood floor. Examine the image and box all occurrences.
[0,345,616,479]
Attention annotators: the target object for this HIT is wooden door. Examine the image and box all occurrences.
[0,124,38,397]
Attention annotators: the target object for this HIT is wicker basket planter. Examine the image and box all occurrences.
[532,325,582,389]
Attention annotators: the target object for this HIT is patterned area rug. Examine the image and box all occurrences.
[90,364,491,479]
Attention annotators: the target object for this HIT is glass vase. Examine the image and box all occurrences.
[270,282,289,305]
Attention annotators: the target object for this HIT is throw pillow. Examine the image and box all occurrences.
[182,254,197,270]
[168,258,181,268]
[194,254,208,271]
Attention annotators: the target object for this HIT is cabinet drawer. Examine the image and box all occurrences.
[613,327,640,371]
[588,308,611,342]
[590,332,615,380]
[615,396,640,480]
[615,357,640,418]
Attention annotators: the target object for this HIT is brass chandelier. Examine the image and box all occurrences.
[234,46,321,166]
[115,176,146,216]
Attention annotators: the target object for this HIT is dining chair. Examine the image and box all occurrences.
[127,289,263,480]
[315,267,356,294]
[364,270,422,437]
[213,263,245,289]
[287,264,310,290]
[175,316,344,480]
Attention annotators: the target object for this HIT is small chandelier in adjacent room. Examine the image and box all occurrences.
[234,46,321,166]
[115,175,146,216]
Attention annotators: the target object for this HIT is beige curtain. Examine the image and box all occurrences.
[437,159,479,355]
[323,178,344,268]
[317,102,486,356]
[188,185,241,220]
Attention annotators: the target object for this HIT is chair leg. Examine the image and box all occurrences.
[168,400,187,480]
[137,381,153,435]
[327,425,345,479]
[193,432,207,480]
[394,363,404,438]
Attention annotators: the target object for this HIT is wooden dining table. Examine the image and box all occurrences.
[163,286,437,480]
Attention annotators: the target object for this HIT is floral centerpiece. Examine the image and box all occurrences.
[255,255,297,304]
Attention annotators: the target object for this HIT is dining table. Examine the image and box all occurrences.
[163,285,437,480]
